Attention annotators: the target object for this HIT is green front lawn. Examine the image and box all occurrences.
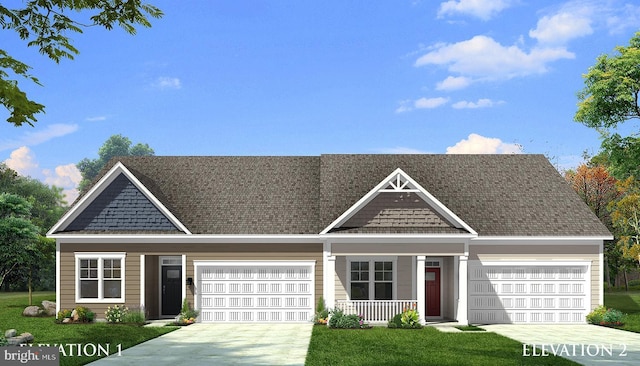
[605,291,640,333]
[0,292,177,366]
[305,326,579,366]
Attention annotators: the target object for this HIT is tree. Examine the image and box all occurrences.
[1,1,163,126]
[0,193,40,290]
[565,163,620,286]
[610,177,640,266]
[77,134,154,191]
[575,32,640,180]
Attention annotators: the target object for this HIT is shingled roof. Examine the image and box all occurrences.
[54,154,611,237]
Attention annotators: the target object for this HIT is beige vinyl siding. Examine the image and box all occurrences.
[397,256,413,300]
[442,256,454,319]
[59,242,323,320]
[469,244,600,311]
[335,256,348,301]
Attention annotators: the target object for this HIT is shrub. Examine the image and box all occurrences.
[74,306,92,322]
[105,305,129,323]
[178,298,199,324]
[122,306,146,325]
[388,308,423,329]
[586,305,625,326]
[56,309,72,321]
[314,297,329,324]
[0,336,7,347]
[328,309,366,329]
[388,313,403,328]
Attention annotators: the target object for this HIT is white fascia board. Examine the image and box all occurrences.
[47,161,191,236]
[472,260,591,267]
[50,233,476,244]
[50,234,322,244]
[322,234,476,244]
[320,168,477,235]
[471,236,612,245]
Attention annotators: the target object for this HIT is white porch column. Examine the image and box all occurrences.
[456,255,468,325]
[323,242,336,310]
[416,255,426,324]
[140,255,146,308]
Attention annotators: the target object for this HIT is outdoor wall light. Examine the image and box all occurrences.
[186,277,193,286]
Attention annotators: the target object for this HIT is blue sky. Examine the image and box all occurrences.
[1,0,640,203]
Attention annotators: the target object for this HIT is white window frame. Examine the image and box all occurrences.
[75,252,126,303]
[347,256,397,301]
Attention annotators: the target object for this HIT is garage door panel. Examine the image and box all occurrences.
[197,263,314,323]
[469,262,589,324]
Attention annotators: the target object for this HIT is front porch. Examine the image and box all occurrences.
[322,242,470,325]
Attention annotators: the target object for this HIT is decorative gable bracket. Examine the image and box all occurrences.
[47,162,191,235]
[320,168,477,235]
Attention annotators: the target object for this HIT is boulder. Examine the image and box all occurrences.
[22,306,42,317]
[62,318,71,324]
[41,301,56,316]
[71,309,79,321]
[19,333,34,343]
[5,329,17,338]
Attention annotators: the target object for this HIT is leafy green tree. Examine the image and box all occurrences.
[1,1,163,126]
[0,193,40,290]
[575,32,640,180]
[77,134,154,191]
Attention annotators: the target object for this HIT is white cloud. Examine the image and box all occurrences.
[438,0,515,21]
[43,164,82,203]
[0,123,78,152]
[452,98,504,109]
[152,76,182,90]
[4,146,39,177]
[446,133,522,154]
[86,116,107,122]
[395,97,449,113]
[415,97,449,109]
[606,3,640,34]
[436,76,473,91]
[529,12,593,45]
[415,35,574,81]
[377,147,430,154]
[4,147,81,204]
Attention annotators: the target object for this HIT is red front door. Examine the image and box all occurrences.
[425,268,441,317]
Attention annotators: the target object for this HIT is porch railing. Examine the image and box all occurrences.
[334,300,417,323]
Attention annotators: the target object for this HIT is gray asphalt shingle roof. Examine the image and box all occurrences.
[58,154,611,237]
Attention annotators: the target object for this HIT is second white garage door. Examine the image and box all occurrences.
[468,261,590,324]
[195,261,315,323]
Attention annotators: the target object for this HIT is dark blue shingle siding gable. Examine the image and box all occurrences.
[65,174,179,232]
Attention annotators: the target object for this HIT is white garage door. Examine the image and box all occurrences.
[195,261,315,322]
[468,261,590,324]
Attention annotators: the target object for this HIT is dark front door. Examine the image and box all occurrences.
[162,265,182,316]
[425,268,441,317]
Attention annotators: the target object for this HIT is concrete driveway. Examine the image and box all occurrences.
[87,323,313,365]
[482,324,640,365]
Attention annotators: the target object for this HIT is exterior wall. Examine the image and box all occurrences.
[469,244,600,311]
[442,256,454,319]
[397,256,413,300]
[59,242,322,319]
[335,256,348,301]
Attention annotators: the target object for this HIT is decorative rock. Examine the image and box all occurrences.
[71,309,79,321]
[42,301,56,316]
[5,329,17,338]
[19,333,34,343]
[62,318,71,323]
[23,306,42,317]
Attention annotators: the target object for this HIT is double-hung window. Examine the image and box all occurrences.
[76,253,125,302]
[349,257,396,300]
